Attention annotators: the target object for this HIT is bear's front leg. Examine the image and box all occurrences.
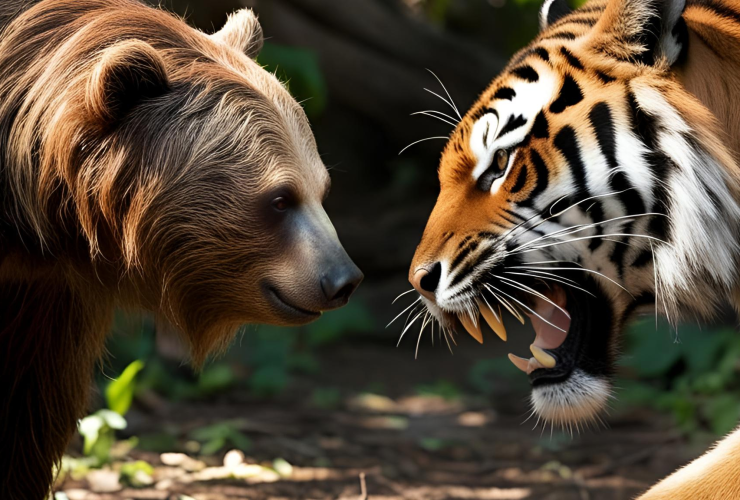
[0,278,112,500]
[639,427,740,500]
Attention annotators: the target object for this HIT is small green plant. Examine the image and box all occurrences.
[188,420,253,456]
[77,409,127,464]
[76,359,145,465]
[618,318,740,435]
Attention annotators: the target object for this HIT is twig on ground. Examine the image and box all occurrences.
[358,472,368,500]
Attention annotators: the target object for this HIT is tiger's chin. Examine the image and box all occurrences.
[426,275,618,429]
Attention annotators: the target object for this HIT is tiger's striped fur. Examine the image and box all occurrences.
[409,0,740,497]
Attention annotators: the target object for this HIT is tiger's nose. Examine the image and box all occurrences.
[410,262,442,301]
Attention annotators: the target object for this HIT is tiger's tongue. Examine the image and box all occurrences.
[529,295,571,350]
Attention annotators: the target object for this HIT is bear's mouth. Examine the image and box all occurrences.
[265,285,322,321]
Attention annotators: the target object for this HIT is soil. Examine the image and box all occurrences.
[54,331,709,500]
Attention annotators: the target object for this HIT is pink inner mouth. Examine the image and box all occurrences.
[509,286,571,374]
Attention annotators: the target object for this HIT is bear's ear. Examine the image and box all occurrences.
[86,39,169,128]
[211,8,264,59]
[591,0,687,66]
[540,0,572,31]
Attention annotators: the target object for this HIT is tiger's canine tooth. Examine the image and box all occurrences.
[530,345,556,368]
[477,300,507,341]
[458,312,483,344]
[508,353,529,373]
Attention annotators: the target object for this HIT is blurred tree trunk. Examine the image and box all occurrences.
[251,0,505,142]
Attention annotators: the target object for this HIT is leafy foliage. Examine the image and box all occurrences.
[618,318,740,435]
[106,360,145,416]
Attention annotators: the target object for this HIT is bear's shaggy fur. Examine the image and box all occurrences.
[0,1,359,498]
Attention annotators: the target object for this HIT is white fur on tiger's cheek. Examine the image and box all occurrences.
[470,113,499,179]
[470,70,557,182]
[531,369,611,427]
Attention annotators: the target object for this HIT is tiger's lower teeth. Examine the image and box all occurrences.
[507,353,547,374]
[530,345,557,368]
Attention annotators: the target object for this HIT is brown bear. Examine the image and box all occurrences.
[0,1,363,498]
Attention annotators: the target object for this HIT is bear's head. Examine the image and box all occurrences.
[4,2,362,362]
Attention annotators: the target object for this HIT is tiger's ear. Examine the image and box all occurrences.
[592,0,687,66]
[86,39,169,128]
[211,8,264,59]
[540,0,572,31]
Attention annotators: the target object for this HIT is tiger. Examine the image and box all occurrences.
[407,0,740,497]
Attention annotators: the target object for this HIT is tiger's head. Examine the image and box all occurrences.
[409,0,740,427]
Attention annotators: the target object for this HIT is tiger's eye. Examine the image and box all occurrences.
[495,149,509,171]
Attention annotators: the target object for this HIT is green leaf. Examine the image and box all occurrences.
[200,437,226,456]
[105,360,145,416]
[227,429,253,452]
[705,395,740,436]
[78,415,104,456]
[622,319,682,378]
[97,409,127,430]
[197,363,235,395]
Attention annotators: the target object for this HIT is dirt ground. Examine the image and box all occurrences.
[55,334,708,500]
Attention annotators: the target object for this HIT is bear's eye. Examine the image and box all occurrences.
[272,197,289,212]
[477,149,510,192]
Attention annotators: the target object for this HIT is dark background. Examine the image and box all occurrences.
[53,1,740,499]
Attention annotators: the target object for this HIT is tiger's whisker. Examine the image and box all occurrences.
[387,297,422,328]
[495,275,569,318]
[487,283,566,333]
[510,266,634,298]
[503,271,596,297]
[398,309,426,347]
[399,136,449,156]
[510,213,666,253]
[416,312,432,359]
[425,68,462,119]
[392,288,417,304]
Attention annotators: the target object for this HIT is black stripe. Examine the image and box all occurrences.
[497,114,527,139]
[623,292,656,319]
[627,93,672,243]
[560,47,584,70]
[494,87,516,100]
[554,126,588,198]
[590,102,647,214]
[501,207,524,222]
[549,75,583,114]
[471,107,498,122]
[450,245,496,288]
[521,149,549,208]
[631,249,652,268]
[595,71,616,84]
[451,240,479,271]
[541,31,577,41]
[510,165,528,194]
[532,47,550,63]
[699,1,740,28]
[586,200,605,251]
[531,111,549,139]
[511,65,539,83]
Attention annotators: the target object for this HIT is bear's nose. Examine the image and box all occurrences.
[410,262,442,301]
[321,262,364,306]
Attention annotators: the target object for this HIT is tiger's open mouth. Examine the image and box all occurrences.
[432,274,616,426]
